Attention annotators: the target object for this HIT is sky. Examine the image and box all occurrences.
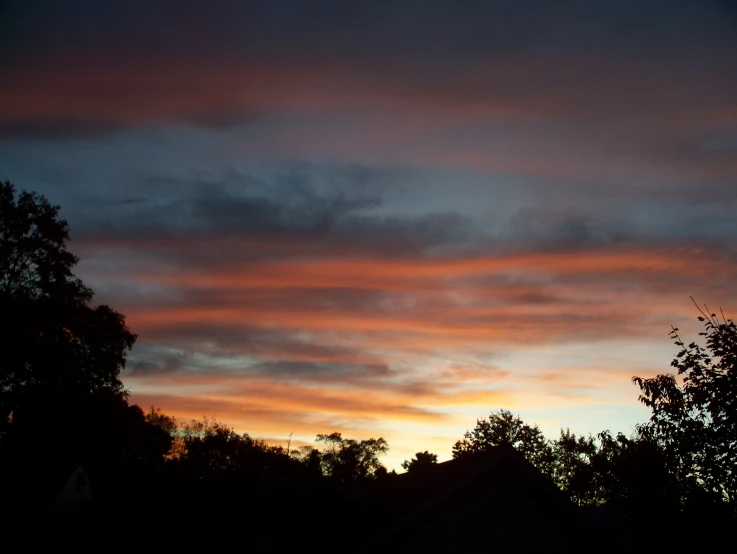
[2,0,737,469]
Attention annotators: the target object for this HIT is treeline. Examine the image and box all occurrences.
[0,181,396,551]
[138,412,391,483]
[449,304,737,526]
[2,180,737,550]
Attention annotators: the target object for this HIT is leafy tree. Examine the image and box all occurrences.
[549,427,678,512]
[144,405,178,436]
[0,180,136,423]
[315,432,389,482]
[589,430,679,517]
[138,406,177,465]
[172,417,305,479]
[633,303,737,508]
[452,409,555,478]
[175,417,254,475]
[0,181,83,299]
[3,391,173,469]
[401,451,438,473]
[550,429,596,505]
[292,445,323,478]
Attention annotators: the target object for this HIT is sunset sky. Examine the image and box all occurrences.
[2,0,737,469]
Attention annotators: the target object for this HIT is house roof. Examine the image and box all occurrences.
[364,445,580,553]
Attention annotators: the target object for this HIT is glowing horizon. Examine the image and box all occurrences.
[2,0,736,470]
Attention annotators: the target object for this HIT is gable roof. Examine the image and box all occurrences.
[365,445,578,553]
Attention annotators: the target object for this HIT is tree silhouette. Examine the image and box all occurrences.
[550,428,597,505]
[589,430,679,517]
[170,416,310,480]
[175,417,256,476]
[0,180,136,425]
[0,181,145,549]
[452,409,555,478]
[144,405,178,435]
[401,451,438,473]
[3,178,731,549]
[315,432,388,481]
[292,445,324,478]
[633,302,737,510]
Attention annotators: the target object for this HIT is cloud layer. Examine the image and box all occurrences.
[2,0,737,467]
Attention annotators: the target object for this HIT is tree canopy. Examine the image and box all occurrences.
[0,181,136,424]
[401,451,438,473]
[452,409,555,478]
[315,432,389,482]
[633,302,737,509]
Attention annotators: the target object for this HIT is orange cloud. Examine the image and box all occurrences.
[98,239,737,471]
[4,56,736,180]
[111,244,735,350]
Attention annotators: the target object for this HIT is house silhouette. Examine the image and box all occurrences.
[365,444,628,554]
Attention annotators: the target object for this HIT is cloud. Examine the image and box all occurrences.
[3,1,737,469]
[3,1,736,139]
[111,240,737,394]
[127,348,192,375]
[0,118,121,140]
[50,169,734,403]
[64,167,482,275]
[127,371,452,431]
[93,218,736,467]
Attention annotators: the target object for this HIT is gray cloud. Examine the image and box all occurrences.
[128,350,191,375]
[247,360,390,379]
[0,118,121,140]
[72,165,378,234]
[65,165,480,268]
[7,1,735,66]
[3,1,736,138]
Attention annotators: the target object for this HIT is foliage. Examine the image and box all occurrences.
[0,180,136,423]
[292,445,324,477]
[633,302,737,508]
[139,406,177,464]
[450,410,679,514]
[592,431,679,517]
[550,429,597,505]
[452,409,556,478]
[169,416,310,479]
[401,451,438,473]
[315,432,389,481]
[0,181,84,300]
[550,428,677,511]
[174,417,258,476]
[145,406,178,436]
